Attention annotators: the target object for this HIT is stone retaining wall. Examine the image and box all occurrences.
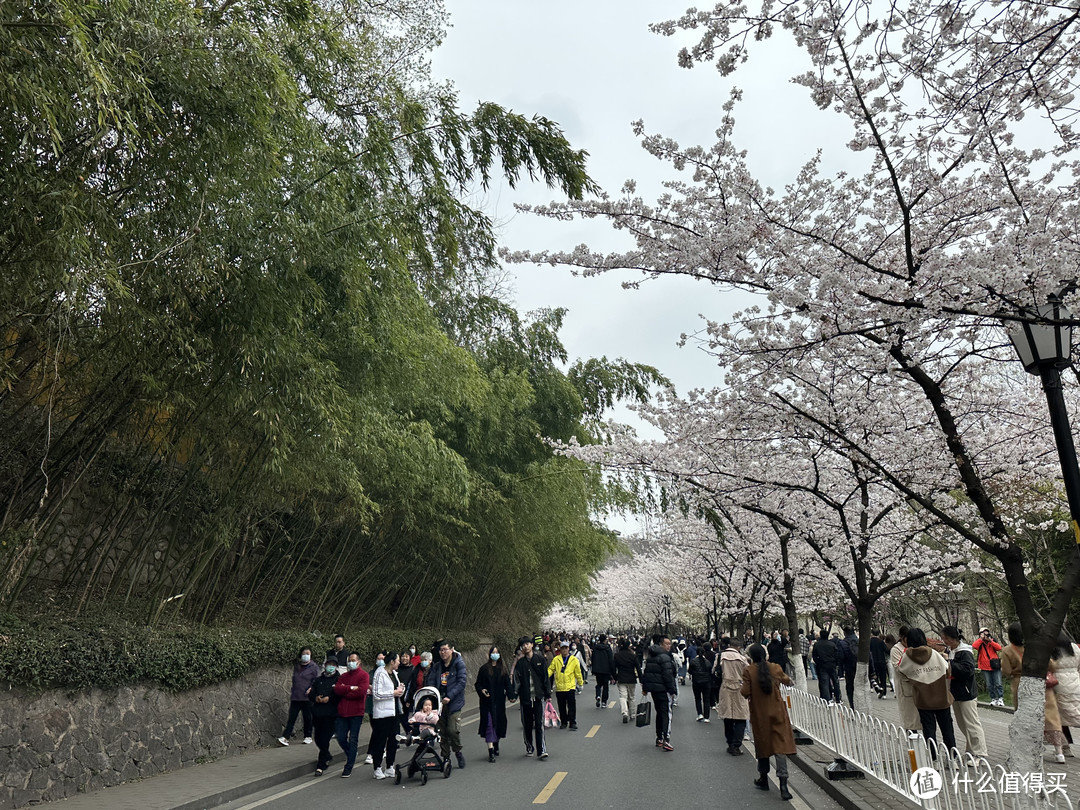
[0,665,292,809]
[0,641,494,809]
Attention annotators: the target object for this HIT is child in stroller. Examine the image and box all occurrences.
[395,686,453,784]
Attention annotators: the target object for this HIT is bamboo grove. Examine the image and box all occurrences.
[0,0,661,629]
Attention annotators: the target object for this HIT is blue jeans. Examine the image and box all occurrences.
[335,715,364,772]
[981,668,1003,701]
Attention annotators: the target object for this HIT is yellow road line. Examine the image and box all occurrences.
[585,724,600,738]
[533,772,568,804]
[607,700,617,708]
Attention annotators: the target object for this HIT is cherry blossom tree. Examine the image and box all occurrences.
[513,0,1080,771]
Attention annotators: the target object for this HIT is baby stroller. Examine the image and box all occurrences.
[396,686,453,785]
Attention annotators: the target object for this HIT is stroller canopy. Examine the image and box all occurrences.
[412,685,442,710]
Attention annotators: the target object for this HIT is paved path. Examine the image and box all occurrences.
[39,690,844,810]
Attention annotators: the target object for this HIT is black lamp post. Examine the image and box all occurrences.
[1007,295,1080,548]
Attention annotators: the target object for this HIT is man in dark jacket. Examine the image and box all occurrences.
[868,631,890,698]
[614,638,641,723]
[326,634,350,669]
[812,630,841,702]
[840,628,859,708]
[641,634,677,751]
[941,626,987,757]
[309,659,340,774]
[512,636,550,759]
[590,634,616,709]
[425,639,468,768]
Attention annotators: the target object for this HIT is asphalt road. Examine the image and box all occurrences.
[219,695,846,809]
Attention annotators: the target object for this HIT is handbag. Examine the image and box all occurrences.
[635,700,652,728]
[990,658,1001,671]
[543,698,560,728]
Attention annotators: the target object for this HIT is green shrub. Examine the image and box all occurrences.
[0,616,476,692]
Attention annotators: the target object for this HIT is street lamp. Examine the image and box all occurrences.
[1007,295,1080,547]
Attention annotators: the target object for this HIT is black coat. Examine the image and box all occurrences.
[308,673,340,719]
[614,649,640,684]
[641,644,677,694]
[688,653,713,686]
[812,638,837,669]
[590,643,615,676]
[512,653,551,702]
[767,639,790,669]
[949,647,978,702]
[475,662,513,738]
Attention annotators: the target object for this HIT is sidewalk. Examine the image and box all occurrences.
[788,687,1079,810]
[41,692,481,810]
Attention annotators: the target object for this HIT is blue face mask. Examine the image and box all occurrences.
[325,665,337,675]
[300,654,311,663]
[347,661,359,671]
[490,653,500,661]
[376,659,385,668]
[421,660,430,668]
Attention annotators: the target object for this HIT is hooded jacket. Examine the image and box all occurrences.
[947,642,978,702]
[897,646,953,710]
[641,644,677,694]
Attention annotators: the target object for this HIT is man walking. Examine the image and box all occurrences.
[512,636,550,759]
[869,630,890,698]
[641,633,677,751]
[614,637,641,723]
[426,639,468,769]
[812,630,841,702]
[590,634,616,709]
[840,627,859,708]
[941,626,987,757]
[548,640,583,730]
[972,628,1004,706]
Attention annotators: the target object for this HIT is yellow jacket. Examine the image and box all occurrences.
[548,653,583,692]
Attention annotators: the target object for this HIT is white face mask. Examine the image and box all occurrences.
[347,661,359,671]
[300,654,311,663]
[490,653,500,661]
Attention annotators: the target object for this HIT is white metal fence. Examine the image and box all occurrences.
[781,686,1074,810]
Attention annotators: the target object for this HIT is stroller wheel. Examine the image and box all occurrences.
[420,771,428,785]
[443,759,452,778]
[395,767,402,785]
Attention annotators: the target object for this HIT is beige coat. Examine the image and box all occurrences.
[741,662,797,758]
[717,648,750,720]
[890,643,920,731]
[1000,644,1023,709]
[1054,645,1080,727]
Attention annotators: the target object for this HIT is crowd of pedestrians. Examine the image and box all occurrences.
[274,620,1080,790]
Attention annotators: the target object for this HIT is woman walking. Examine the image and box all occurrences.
[1000,622,1024,709]
[718,638,750,756]
[741,644,795,800]
[476,645,513,762]
[368,651,405,779]
[688,645,714,722]
[939,627,987,758]
[309,658,340,774]
[279,647,319,746]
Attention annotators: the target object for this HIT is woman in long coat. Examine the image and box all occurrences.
[742,644,796,801]
[475,645,514,762]
[999,622,1024,709]
[717,639,751,755]
[890,627,920,732]
[1053,633,1080,757]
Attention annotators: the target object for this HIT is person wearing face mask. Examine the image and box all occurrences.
[407,644,420,667]
[368,651,406,779]
[279,647,319,746]
[332,653,370,777]
[475,646,514,762]
[309,659,340,774]
[363,652,386,765]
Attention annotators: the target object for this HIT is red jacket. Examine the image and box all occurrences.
[972,638,1002,671]
[333,668,370,717]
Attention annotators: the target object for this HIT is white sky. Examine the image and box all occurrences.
[430,0,858,529]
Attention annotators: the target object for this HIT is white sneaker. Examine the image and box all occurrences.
[277,737,289,746]
[696,713,703,721]
[364,754,374,765]
[302,737,313,745]
[373,767,387,779]
[703,718,710,723]
[1056,753,1066,764]
[384,765,396,778]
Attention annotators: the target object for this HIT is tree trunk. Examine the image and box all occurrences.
[853,604,874,713]
[1008,677,1046,776]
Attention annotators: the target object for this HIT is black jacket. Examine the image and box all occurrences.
[614,649,640,684]
[590,642,615,676]
[813,638,837,669]
[512,653,551,702]
[767,639,790,669]
[948,645,978,702]
[641,644,677,694]
[688,652,713,686]
[308,672,340,718]
[869,636,889,667]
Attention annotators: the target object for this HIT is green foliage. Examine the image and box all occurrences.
[0,0,633,631]
[0,613,476,692]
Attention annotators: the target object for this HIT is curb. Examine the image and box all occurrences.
[788,745,919,810]
[168,706,482,810]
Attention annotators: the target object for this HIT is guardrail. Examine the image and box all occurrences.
[781,686,1074,810]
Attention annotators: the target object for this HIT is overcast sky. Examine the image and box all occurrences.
[430,1,854,529]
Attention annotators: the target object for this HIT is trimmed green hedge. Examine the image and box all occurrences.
[0,616,477,692]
